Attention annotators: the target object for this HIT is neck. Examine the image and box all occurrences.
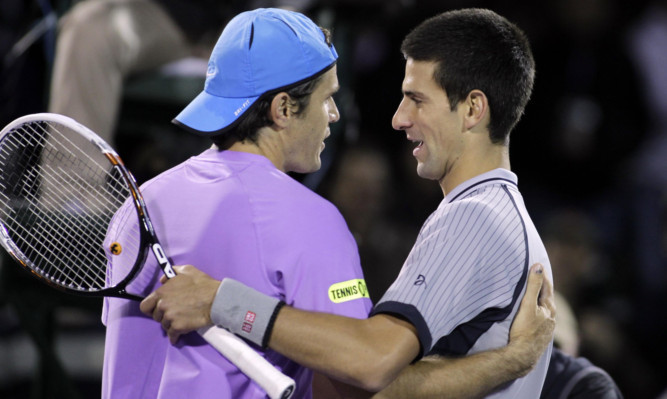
[439,140,510,197]
[226,127,287,171]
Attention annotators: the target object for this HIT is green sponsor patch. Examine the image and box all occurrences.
[328,279,369,303]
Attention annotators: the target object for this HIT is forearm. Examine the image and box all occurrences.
[372,342,535,399]
[270,306,420,392]
[313,372,373,399]
[206,278,418,390]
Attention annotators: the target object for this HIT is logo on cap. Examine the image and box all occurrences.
[206,65,216,78]
[234,99,251,116]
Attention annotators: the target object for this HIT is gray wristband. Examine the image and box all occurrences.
[211,278,284,348]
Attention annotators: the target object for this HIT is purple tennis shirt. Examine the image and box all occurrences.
[102,149,372,398]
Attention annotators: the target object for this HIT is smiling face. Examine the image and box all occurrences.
[284,66,340,174]
[392,59,466,185]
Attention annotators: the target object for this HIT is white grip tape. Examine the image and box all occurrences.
[197,326,295,399]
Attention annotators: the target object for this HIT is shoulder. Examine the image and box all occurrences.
[236,169,349,236]
[256,171,342,218]
[426,188,515,236]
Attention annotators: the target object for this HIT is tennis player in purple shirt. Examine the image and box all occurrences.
[102,8,371,398]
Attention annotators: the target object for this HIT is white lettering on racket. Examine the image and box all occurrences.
[152,243,176,278]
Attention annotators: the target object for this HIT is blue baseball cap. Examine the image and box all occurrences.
[173,8,338,136]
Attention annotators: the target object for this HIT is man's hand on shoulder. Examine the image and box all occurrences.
[508,263,556,374]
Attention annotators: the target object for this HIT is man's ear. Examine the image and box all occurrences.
[270,92,293,128]
[463,90,489,131]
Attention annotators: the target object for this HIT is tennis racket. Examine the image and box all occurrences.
[0,113,295,399]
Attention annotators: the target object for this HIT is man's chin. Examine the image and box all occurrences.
[416,165,435,181]
[295,161,321,175]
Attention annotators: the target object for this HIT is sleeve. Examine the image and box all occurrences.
[268,198,372,320]
[370,199,526,356]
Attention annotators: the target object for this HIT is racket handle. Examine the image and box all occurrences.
[197,326,295,399]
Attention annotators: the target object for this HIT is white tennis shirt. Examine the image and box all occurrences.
[372,168,553,397]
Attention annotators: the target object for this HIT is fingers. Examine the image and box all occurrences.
[538,269,556,320]
[522,263,544,307]
[143,265,192,314]
[140,292,159,316]
[140,294,166,325]
[169,330,181,345]
[160,265,188,284]
[172,265,188,274]
[141,265,215,345]
[140,294,184,343]
[140,285,178,342]
[523,263,556,321]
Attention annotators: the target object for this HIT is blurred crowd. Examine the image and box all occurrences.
[1,0,665,398]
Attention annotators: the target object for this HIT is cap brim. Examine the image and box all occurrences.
[173,90,260,136]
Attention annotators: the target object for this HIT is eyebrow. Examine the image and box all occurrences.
[328,85,341,97]
[403,90,426,100]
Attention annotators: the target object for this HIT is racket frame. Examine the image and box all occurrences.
[0,113,296,399]
[0,113,164,300]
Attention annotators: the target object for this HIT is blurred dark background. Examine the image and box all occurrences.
[1,0,665,398]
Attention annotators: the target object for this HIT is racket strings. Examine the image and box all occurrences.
[33,122,127,212]
[0,123,109,288]
[0,120,136,291]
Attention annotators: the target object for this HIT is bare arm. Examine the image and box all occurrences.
[139,266,420,391]
[269,306,420,392]
[141,263,554,394]
[313,372,373,399]
[372,263,556,399]
[140,266,420,392]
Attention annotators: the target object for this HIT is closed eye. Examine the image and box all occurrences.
[404,90,425,106]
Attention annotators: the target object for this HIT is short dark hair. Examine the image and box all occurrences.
[400,8,535,144]
[212,27,333,147]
